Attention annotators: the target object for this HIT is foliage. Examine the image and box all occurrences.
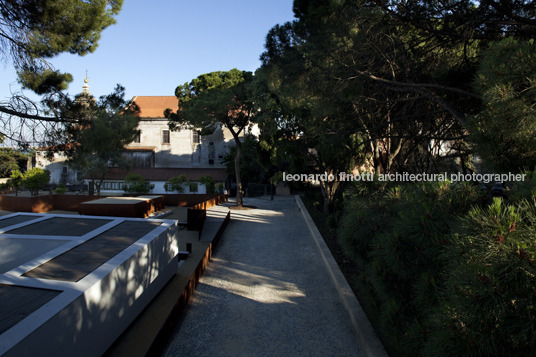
[222,135,266,188]
[337,176,536,355]
[199,175,215,194]
[0,148,29,177]
[433,197,536,356]
[0,151,20,178]
[122,174,153,194]
[0,0,123,146]
[0,0,122,92]
[0,182,10,192]
[256,0,479,211]
[216,183,225,194]
[167,69,257,206]
[65,85,140,195]
[164,175,187,193]
[54,184,67,194]
[189,182,198,193]
[20,168,50,196]
[469,38,536,172]
[10,170,23,195]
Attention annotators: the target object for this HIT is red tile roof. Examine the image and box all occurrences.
[131,96,178,118]
[103,168,228,182]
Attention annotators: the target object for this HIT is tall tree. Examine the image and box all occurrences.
[258,0,536,184]
[469,38,536,172]
[0,0,123,146]
[166,69,256,207]
[222,135,267,190]
[64,85,140,195]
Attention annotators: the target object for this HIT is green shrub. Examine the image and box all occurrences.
[199,175,215,194]
[338,177,536,355]
[338,180,487,355]
[189,182,198,193]
[54,183,67,194]
[10,170,23,195]
[0,182,10,192]
[122,174,154,194]
[164,175,187,193]
[216,183,225,194]
[21,168,50,196]
[431,197,536,356]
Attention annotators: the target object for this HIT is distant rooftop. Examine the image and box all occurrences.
[131,96,177,118]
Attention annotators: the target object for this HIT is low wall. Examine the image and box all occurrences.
[160,194,226,208]
[0,195,54,213]
[187,209,206,232]
[0,195,103,213]
[0,193,226,215]
[189,194,227,210]
[51,195,102,211]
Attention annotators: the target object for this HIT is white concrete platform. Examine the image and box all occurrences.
[0,212,178,356]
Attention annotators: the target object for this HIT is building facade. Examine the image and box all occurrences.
[36,84,234,194]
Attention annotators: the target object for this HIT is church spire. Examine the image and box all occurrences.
[76,71,95,107]
[82,71,90,95]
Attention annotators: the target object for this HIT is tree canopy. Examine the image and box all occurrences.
[0,148,28,177]
[469,38,536,172]
[257,0,536,212]
[64,85,140,195]
[0,0,123,146]
[166,68,257,206]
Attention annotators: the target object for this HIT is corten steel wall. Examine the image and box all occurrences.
[0,195,103,213]
[187,209,206,232]
[51,195,103,211]
[188,195,226,231]
[125,194,227,208]
[0,193,225,216]
[189,194,226,210]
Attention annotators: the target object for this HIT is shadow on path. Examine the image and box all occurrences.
[164,197,364,357]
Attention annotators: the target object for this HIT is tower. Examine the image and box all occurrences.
[76,73,95,107]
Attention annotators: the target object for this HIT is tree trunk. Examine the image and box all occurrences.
[373,140,382,174]
[320,178,339,213]
[95,179,102,196]
[235,140,243,207]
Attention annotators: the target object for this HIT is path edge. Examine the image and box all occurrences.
[295,195,388,357]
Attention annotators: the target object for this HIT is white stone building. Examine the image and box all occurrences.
[36,81,236,194]
[97,95,233,194]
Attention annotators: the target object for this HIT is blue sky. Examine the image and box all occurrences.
[1,0,295,101]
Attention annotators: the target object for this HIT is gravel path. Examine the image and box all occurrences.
[163,197,363,357]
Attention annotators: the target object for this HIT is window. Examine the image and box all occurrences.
[102,181,124,190]
[208,141,215,165]
[133,131,141,143]
[162,130,170,144]
[189,182,198,193]
[62,166,68,174]
[192,131,200,144]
